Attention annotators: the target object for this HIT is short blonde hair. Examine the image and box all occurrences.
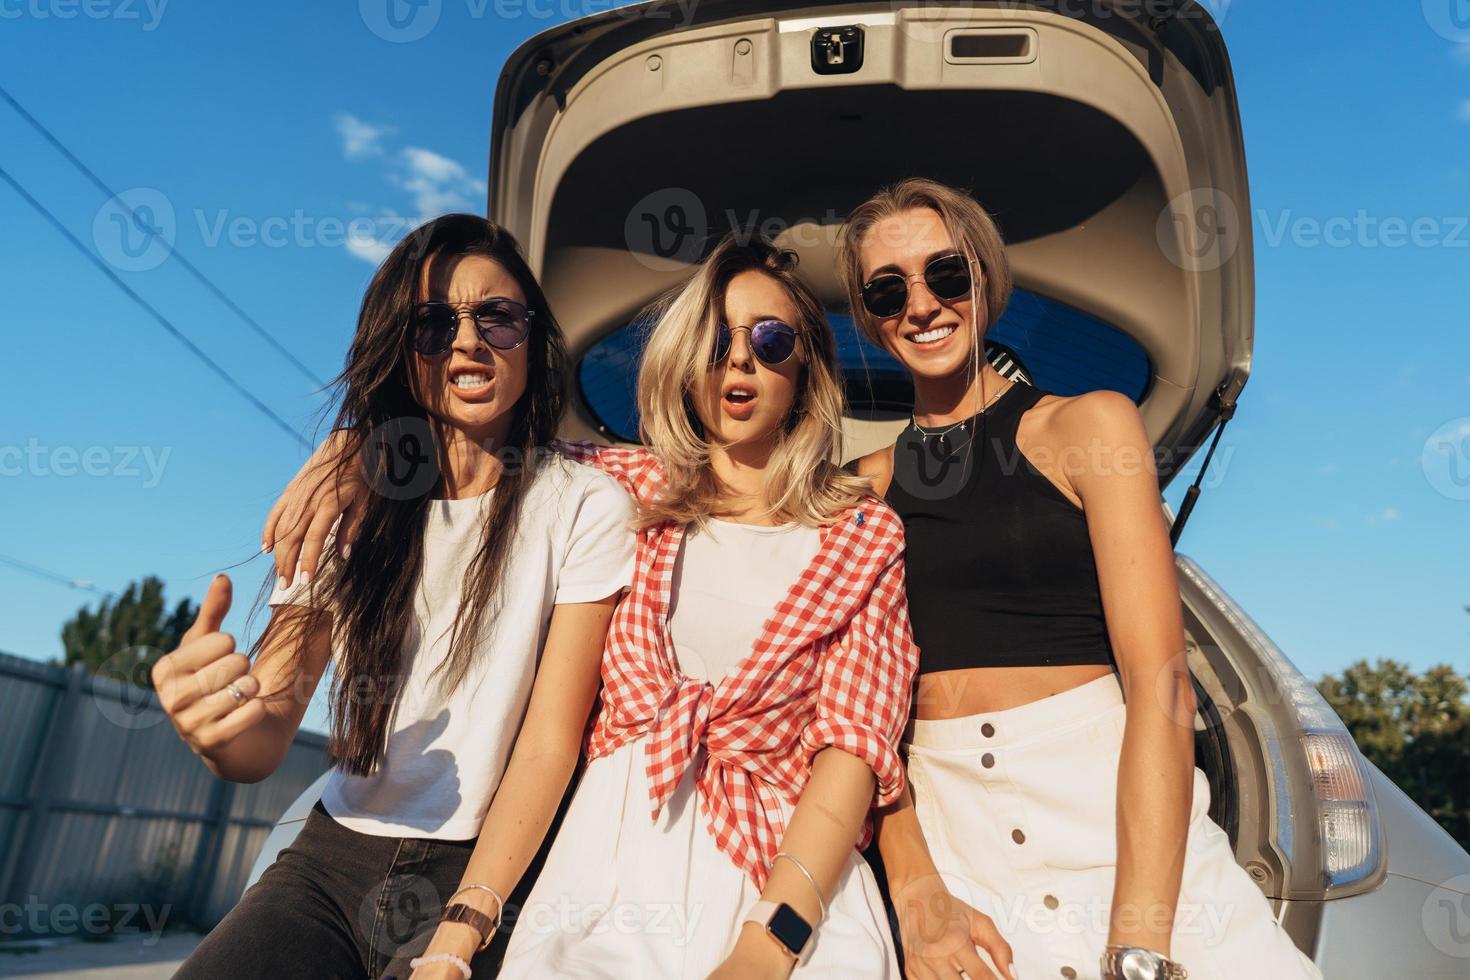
[634,232,870,529]
[836,178,1013,350]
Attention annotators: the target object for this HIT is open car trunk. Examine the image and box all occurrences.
[489,0,1254,487]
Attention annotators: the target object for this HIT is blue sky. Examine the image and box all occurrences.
[1,0,1467,735]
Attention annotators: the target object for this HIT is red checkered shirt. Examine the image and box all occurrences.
[554,440,921,889]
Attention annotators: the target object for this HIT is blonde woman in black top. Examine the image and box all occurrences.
[840,179,1320,980]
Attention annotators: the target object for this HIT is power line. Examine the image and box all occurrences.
[0,82,330,390]
[0,553,116,598]
[0,163,312,449]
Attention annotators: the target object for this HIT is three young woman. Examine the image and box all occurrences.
[251,178,1324,980]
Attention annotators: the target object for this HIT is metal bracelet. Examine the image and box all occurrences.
[772,851,828,920]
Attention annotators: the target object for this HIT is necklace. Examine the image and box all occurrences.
[911,377,1015,456]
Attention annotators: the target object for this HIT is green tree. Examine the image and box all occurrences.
[1319,659,1470,850]
[58,576,198,688]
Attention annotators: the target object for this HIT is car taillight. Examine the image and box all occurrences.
[1301,730,1381,884]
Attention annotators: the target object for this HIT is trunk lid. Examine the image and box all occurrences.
[489,0,1253,486]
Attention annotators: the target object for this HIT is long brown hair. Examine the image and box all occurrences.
[258,214,566,776]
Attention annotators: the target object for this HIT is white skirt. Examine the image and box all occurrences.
[498,734,899,979]
[904,673,1323,980]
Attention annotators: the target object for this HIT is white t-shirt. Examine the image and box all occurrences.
[667,518,821,684]
[268,456,635,839]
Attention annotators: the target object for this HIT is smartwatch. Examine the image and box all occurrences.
[743,900,814,960]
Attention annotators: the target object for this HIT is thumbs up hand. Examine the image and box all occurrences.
[152,575,268,759]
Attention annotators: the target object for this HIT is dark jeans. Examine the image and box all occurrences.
[176,800,511,979]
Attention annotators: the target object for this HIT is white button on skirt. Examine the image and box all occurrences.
[498,734,900,978]
[903,673,1323,980]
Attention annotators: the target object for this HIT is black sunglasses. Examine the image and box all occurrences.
[860,253,975,319]
[712,319,799,366]
[408,299,533,356]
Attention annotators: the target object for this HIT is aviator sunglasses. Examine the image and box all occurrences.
[711,319,799,366]
[860,253,976,319]
[408,298,534,356]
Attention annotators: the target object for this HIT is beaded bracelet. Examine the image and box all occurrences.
[408,952,472,979]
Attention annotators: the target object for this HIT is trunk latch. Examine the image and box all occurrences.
[811,25,864,75]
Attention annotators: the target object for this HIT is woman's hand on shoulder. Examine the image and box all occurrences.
[262,429,367,588]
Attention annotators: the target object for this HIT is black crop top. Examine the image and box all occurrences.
[884,381,1116,673]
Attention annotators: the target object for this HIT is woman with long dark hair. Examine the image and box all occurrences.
[158,214,635,979]
[838,179,1321,980]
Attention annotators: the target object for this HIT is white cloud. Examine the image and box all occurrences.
[334,114,392,161]
[328,117,487,264]
[346,231,393,264]
[1459,100,1470,124]
[394,147,489,217]
[1380,506,1400,522]
[1455,44,1470,65]
[1311,515,1341,531]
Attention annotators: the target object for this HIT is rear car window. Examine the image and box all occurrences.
[576,288,1150,443]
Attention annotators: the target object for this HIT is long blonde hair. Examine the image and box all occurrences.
[634,232,869,529]
[836,178,1013,372]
